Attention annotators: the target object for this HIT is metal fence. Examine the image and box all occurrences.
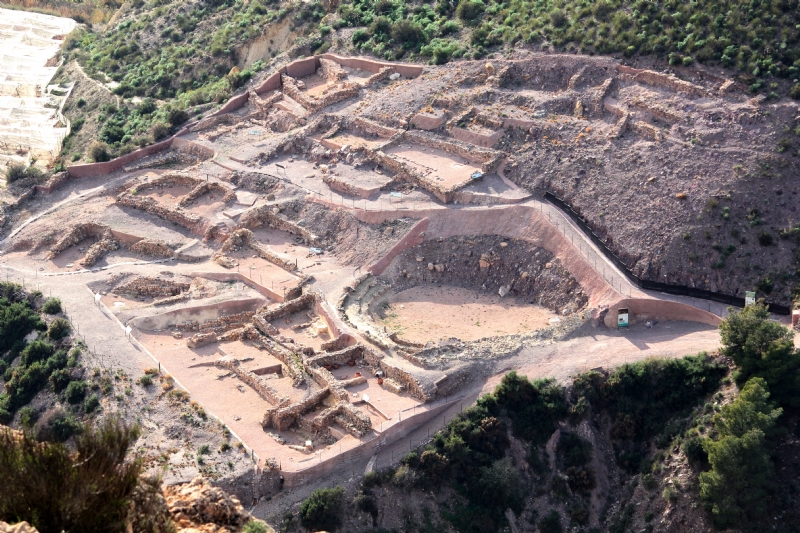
[544,192,791,316]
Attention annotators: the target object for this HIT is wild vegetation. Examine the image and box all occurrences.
[338,0,800,86]
[48,0,800,163]
[0,419,143,533]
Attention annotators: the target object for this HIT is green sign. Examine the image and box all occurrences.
[745,291,756,307]
[618,308,629,328]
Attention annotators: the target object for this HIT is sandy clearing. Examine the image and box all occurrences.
[378,285,554,343]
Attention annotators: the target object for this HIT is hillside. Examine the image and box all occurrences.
[271,307,800,533]
[43,0,800,162]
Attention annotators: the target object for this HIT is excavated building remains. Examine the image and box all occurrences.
[46,51,778,490]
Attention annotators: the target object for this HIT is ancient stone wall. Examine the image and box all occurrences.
[281,74,360,112]
[629,121,663,142]
[80,229,119,266]
[309,366,348,402]
[238,204,318,243]
[256,292,316,323]
[319,58,348,81]
[219,228,297,271]
[305,344,364,367]
[176,311,255,333]
[130,238,174,258]
[261,387,330,430]
[616,65,708,97]
[350,116,401,138]
[334,402,372,437]
[214,358,285,405]
[403,130,503,170]
[179,182,236,207]
[116,193,201,230]
[130,171,202,193]
[189,113,239,133]
[48,222,108,257]
[186,332,217,348]
[247,329,306,387]
[115,276,190,297]
[362,66,395,86]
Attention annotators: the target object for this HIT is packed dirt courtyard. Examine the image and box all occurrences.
[4,51,770,500]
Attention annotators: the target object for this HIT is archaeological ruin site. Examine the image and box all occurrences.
[5,48,777,492]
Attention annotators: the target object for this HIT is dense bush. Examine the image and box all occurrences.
[574,355,726,442]
[65,380,88,404]
[0,418,142,532]
[299,486,344,532]
[41,298,62,315]
[538,510,563,533]
[4,163,27,183]
[84,394,100,413]
[492,371,568,445]
[47,318,72,340]
[0,293,46,354]
[89,141,110,162]
[34,408,82,443]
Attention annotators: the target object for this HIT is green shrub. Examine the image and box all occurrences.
[167,108,189,127]
[493,371,567,445]
[0,418,142,532]
[47,318,72,340]
[65,380,87,404]
[89,142,110,163]
[682,434,708,463]
[573,355,725,442]
[790,84,800,100]
[538,510,563,533]
[19,340,54,366]
[0,294,46,353]
[469,458,523,512]
[299,486,344,532]
[34,408,81,442]
[456,0,485,26]
[4,163,27,183]
[49,368,72,392]
[151,122,170,141]
[353,491,378,523]
[42,298,62,315]
[84,393,100,413]
[18,406,38,429]
[556,432,592,468]
[138,374,153,387]
[242,521,268,533]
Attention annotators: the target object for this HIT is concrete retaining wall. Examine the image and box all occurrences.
[602,298,722,328]
[66,128,189,178]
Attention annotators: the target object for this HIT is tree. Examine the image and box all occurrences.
[713,377,782,440]
[299,486,344,531]
[719,304,800,407]
[699,378,781,528]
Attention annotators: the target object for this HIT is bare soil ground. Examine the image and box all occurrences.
[377,286,553,343]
